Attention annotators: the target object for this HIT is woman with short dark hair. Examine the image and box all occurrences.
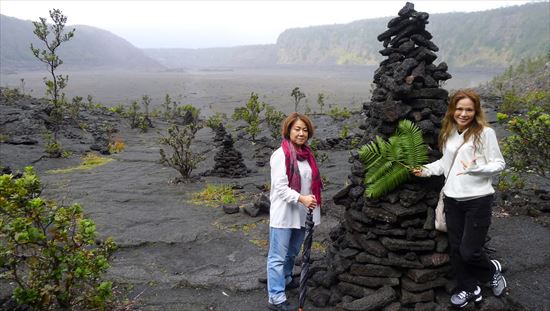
[266,112,322,311]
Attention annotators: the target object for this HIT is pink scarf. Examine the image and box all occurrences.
[281,139,322,207]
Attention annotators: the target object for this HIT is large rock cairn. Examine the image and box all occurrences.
[307,3,457,310]
[208,134,249,178]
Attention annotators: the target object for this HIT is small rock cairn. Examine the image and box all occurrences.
[213,124,227,144]
[209,134,249,178]
[307,3,456,310]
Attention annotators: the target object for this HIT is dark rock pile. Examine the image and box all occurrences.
[212,124,228,144]
[306,3,458,309]
[362,1,451,148]
[207,134,250,178]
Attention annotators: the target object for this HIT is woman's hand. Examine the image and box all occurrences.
[411,167,423,177]
[457,157,477,175]
[299,195,317,209]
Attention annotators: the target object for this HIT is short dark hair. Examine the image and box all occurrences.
[281,112,314,139]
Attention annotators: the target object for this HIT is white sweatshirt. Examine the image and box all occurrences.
[421,127,505,200]
[269,147,321,228]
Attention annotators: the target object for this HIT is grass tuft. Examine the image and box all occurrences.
[46,153,113,174]
[192,184,238,207]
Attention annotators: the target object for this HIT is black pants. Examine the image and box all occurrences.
[444,194,496,292]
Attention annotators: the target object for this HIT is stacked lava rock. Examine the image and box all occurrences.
[306,3,455,310]
[213,124,228,144]
[209,134,249,178]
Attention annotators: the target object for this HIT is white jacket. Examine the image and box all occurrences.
[421,127,505,200]
[269,147,321,228]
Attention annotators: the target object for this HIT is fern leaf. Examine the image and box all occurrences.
[366,163,410,198]
[365,160,394,184]
[358,142,381,167]
[397,120,428,168]
[359,119,429,199]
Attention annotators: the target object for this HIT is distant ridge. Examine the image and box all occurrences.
[0,14,164,72]
[2,2,548,72]
[144,2,549,69]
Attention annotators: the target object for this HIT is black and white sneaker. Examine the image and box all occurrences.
[490,259,507,297]
[451,286,482,308]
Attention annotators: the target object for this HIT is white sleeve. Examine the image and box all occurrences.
[463,128,506,176]
[270,149,301,203]
[422,158,445,177]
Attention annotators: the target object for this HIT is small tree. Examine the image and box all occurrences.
[162,94,173,120]
[30,9,75,128]
[159,123,205,181]
[317,93,326,114]
[126,100,141,129]
[291,87,306,112]
[141,95,153,128]
[0,167,116,309]
[232,92,265,142]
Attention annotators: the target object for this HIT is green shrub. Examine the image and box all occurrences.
[44,132,62,157]
[0,87,24,104]
[264,105,286,139]
[108,104,125,114]
[0,167,116,310]
[178,105,201,122]
[206,112,227,130]
[159,123,204,180]
[498,107,550,181]
[328,106,352,121]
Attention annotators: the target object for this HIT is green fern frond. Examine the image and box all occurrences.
[358,119,429,199]
[397,120,428,168]
[365,160,394,184]
[358,142,381,167]
[365,163,410,198]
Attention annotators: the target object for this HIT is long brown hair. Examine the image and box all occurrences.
[439,89,488,150]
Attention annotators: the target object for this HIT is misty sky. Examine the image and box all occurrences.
[0,0,536,49]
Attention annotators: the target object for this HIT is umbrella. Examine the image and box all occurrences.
[298,208,315,311]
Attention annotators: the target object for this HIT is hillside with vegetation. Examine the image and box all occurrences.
[276,2,548,68]
[0,14,164,72]
[2,2,547,71]
[143,2,548,69]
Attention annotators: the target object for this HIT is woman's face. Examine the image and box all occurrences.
[289,119,309,147]
[454,97,476,130]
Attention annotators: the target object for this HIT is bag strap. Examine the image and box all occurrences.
[446,140,466,179]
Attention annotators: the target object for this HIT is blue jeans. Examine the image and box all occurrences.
[267,227,305,304]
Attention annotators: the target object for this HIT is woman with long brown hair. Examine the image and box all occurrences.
[266,112,322,311]
[413,89,507,308]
